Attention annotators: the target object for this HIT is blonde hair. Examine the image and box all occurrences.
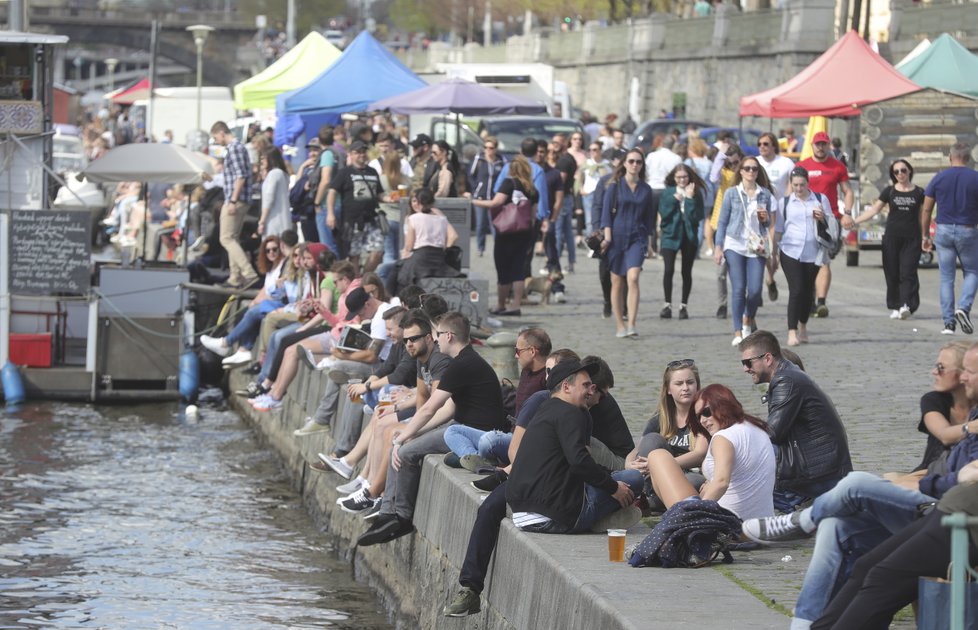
[657,362,700,440]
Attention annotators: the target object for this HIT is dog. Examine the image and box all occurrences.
[524,270,563,305]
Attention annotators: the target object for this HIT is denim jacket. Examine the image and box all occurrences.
[715,185,773,248]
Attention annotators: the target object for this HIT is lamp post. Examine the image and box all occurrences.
[105,57,118,90]
[185,24,214,132]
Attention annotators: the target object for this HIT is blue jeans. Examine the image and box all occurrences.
[474,205,493,253]
[581,193,595,232]
[478,430,513,465]
[444,424,488,458]
[315,202,341,254]
[791,471,933,626]
[258,321,301,382]
[383,220,400,265]
[934,223,978,323]
[555,195,576,265]
[724,250,766,332]
[521,470,645,534]
[773,477,841,514]
[225,299,280,349]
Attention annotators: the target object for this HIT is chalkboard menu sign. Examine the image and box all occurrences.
[8,209,91,295]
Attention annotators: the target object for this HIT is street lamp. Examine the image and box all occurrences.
[185,24,214,132]
[105,57,118,90]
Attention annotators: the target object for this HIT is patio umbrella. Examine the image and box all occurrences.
[368,78,548,116]
[82,142,214,184]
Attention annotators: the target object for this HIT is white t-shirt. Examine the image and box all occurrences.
[645,148,683,190]
[723,184,765,259]
[702,421,776,520]
[370,301,394,361]
[759,154,796,197]
[262,260,285,293]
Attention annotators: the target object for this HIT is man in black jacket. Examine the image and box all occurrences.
[441,358,643,617]
[466,136,505,257]
[740,331,853,513]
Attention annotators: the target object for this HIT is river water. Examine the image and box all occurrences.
[0,401,392,629]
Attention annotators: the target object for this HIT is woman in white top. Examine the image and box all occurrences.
[388,187,460,295]
[258,146,292,237]
[772,167,831,347]
[646,383,775,520]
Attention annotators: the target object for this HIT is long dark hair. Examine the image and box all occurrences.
[613,148,646,182]
[733,155,773,192]
[262,146,288,174]
[689,384,770,439]
[889,159,914,184]
[665,163,707,200]
[434,140,460,176]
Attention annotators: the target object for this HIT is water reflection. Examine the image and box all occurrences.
[0,402,392,629]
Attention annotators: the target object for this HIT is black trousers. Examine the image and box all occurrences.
[661,231,698,304]
[813,508,977,630]
[881,233,921,312]
[267,326,326,381]
[599,255,612,310]
[459,481,508,594]
[780,252,819,329]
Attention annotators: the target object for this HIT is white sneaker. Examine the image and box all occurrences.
[553,291,567,304]
[318,453,353,479]
[201,334,231,357]
[741,325,752,339]
[222,348,252,366]
[336,477,365,495]
[731,335,743,347]
[889,310,901,319]
[293,418,329,436]
[899,305,911,320]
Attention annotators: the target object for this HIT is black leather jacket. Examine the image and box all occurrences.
[766,359,853,491]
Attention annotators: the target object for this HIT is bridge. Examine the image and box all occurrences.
[2,6,260,87]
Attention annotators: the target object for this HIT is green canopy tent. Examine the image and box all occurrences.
[233,32,342,110]
[897,33,978,98]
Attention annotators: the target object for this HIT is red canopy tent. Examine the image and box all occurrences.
[740,31,921,118]
[110,78,151,105]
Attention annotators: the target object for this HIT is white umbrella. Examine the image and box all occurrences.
[82,142,214,184]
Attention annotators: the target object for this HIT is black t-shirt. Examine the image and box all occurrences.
[329,165,384,228]
[916,390,954,472]
[880,185,924,238]
[590,393,635,458]
[436,345,507,431]
[642,412,693,456]
[418,349,451,390]
[555,153,577,196]
[543,164,563,211]
[497,177,540,206]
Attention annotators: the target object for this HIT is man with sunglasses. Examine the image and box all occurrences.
[739,330,852,513]
[466,136,505,257]
[743,342,978,629]
[797,132,853,318]
[757,131,795,302]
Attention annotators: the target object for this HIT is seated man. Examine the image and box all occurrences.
[742,340,978,628]
[443,327,551,471]
[584,355,635,471]
[330,309,451,514]
[356,312,508,546]
[443,356,644,617]
[290,286,392,428]
[740,331,853,512]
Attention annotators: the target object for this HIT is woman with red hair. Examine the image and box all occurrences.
[645,384,776,520]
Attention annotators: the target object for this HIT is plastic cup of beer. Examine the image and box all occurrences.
[349,379,363,403]
[608,529,626,562]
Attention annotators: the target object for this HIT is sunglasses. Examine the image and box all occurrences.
[758,141,773,147]
[741,352,768,368]
[265,247,279,254]
[667,358,695,369]
[741,165,760,173]
[893,168,909,174]
[698,406,713,419]
[934,362,956,375]
[404,333,428,343]
[626,159,643,165]
[515,346,534,356]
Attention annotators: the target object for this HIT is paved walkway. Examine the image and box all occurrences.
[469,242,950,626]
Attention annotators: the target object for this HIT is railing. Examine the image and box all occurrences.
[6,6,254,28]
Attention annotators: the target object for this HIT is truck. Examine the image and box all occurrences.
[130,86,236,147]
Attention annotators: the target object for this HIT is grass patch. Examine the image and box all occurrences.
[713,565,792,617]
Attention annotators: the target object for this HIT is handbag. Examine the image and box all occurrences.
[491,184,533,234]
[376,209,391,235]
[918,565,978,630]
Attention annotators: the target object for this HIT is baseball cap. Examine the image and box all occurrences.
[546,359,600,391]
[349,139,369,153]
[344,287,370,320]
[812,131,830,145]
[305,138,322,149]
[409,133,432,148]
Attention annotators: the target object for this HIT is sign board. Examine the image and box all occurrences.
[8,209,90,295]
[397,197,472,270]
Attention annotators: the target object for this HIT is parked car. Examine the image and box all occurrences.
[631,118,714,153]
[679,127,763,156]
[429,115,584,164]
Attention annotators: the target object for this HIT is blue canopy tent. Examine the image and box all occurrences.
[275,31,426,145]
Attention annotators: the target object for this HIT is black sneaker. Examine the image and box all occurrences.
[814,303,829,318]
[340,488,380,514]
[443,452,462,468]
[956,309,974,335]
[660,305,672,319]
[443,587,481,617]
[603,303,612,319]
[244,361,262,375]
[357,515,414,547]
[471,470,508,492]
[716,304,727,319]
[767,281,779,302]
[245,381,268,399]
[943,321,957,336]
[678,306,689,320]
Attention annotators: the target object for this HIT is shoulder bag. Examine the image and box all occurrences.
[490,179,533,234]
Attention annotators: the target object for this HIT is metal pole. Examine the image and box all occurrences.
[148,20,159,141]
[195,40,203,132]
[286,0,296,48]
[0,211,10,366]
[483,0,491,46]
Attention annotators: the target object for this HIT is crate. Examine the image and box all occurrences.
[10,333,52,368]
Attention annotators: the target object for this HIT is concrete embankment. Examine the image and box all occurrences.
[228,363,787,629]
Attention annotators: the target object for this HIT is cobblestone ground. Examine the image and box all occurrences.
[470,240,952,626]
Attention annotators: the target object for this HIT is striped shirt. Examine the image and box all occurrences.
[223,140,252,202]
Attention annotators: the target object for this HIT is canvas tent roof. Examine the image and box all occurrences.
[740,31,921,118]
[82,143,214,184]
[897,33,978,98]
[369,78,548,115]
[276,30,425,116]
[233,32,342,110]
[111,78,151,105]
